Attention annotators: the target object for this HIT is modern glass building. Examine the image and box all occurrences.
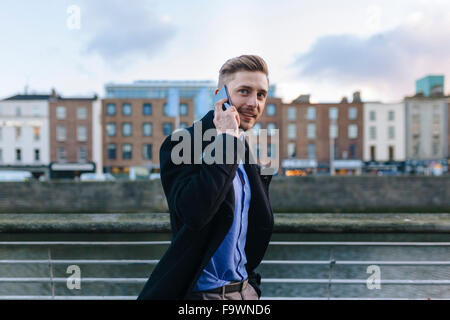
[105,80,277,121]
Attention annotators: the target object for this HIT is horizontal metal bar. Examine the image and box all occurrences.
[262,278,450,285]
[0,296,446,300]
[1,259,449,265]
[0,241,449,246]
[0,277,146,283]
[262,260,450,265]
[0,296,137,300]
[269,242,450,246]
[0,277,449,285]
[0,259,160,264]
[0,241,171,246]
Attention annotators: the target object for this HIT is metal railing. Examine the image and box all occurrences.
[0,241,449,300]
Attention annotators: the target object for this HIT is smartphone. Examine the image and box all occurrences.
[214,85,232,111]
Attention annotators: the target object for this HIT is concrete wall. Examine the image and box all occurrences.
[0,176,449,213]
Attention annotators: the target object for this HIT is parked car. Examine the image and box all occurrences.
[0,170,32,182]
[79,173,116,181]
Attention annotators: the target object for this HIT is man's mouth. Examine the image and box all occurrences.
[240,111,256,119]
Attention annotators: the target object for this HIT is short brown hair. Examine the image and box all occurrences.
[218,55,269,88]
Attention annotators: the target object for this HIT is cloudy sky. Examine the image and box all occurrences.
[1,0,449,103]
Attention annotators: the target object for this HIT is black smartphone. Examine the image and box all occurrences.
[214,85,232,111]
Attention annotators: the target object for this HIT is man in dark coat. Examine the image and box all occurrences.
[137,55,275,300]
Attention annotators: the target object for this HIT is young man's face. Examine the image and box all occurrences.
[216,71,269,131]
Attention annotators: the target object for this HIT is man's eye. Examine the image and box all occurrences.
[239,89,248,94]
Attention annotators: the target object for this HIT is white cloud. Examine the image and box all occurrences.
[80,0,177,67]
[293,10,450,101]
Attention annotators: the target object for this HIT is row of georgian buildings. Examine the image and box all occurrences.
[0,76,449,179]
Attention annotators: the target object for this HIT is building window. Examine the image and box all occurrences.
[288,107,296,120]
[15,126,22,140]
[56,106,66,119]
[32,106,40,116]
[106,123,116,136]
[142,123,153,136]
[287,124,296,139]
[329,107,338,120]
[33,126,40,141]
[143,103,152,115]
[143,144,153,160]
[0,149,2,162]
[307,123,316,139]
[307,107,316,120]
[163,103,169,116]
[252,122,262,136]
[348,107,357,120]
[180,103,188,116]
[106,103,116,116]
[163,122,173,136]
[77,125,87,142]
[34,149,40,162]
[267,143,276,158]
[77,107,87,120]
[388,126,395,139]
[107,144,116,160]
[433,141,440,156]
[334,144,339,160]
[266,104,276,116]
[369,126,376,140]
[388,146,394,161]
[180,122,189,128]
[369,110,376,121]
[267,122,276,136]
[56,125,66,141]
[370,146,376,161]
[348,124,358,139]
[78,147,87,162]
[58,147,66,162]
[16,107,21,116]
[287,143,296,158]
[122,103,132,116]
[307,143,316,159]
[122,144,132,160]
[329,124,338,139]
[349,144,356,159]
[122,123,132,136]
[16,148,21,162]
[388,111,395,121]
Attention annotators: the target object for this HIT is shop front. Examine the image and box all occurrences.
[281,159,318,176]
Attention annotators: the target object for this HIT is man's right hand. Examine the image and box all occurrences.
[213,98,241,138]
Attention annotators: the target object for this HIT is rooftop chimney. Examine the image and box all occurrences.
[352,91,361,103]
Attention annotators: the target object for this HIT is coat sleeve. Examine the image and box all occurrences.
[160,132,245,231]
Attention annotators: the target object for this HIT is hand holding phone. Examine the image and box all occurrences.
[213,85,241,138]
[214,85,232,111]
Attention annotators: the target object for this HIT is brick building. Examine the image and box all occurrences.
[280,92,364,175]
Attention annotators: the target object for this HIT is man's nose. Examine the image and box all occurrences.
[246,93,258,108]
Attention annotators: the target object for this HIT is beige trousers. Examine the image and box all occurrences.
[186,282,259,300]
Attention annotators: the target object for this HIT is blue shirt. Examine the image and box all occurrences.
[194,162,251,291]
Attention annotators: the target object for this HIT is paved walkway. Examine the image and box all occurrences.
[0,213,450,233]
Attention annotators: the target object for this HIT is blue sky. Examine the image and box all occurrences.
[1,0,450,103]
